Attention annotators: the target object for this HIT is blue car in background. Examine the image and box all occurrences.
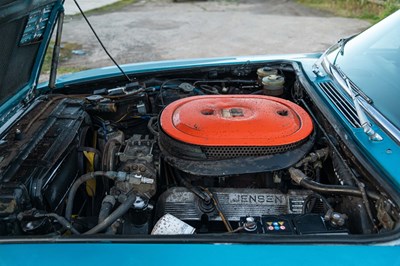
[0,1,399,265]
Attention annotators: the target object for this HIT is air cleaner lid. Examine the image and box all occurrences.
[160,95,313,147]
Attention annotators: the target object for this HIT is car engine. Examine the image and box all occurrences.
[0,63,398,237]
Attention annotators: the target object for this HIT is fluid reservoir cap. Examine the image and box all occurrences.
[257,67,278,78]
[160,95,313,146]
[262,75,285,86]
[178,82,195,92]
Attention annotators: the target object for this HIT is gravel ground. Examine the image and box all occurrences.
[60,0,370,69]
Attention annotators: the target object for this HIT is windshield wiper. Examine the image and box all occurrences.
[317,36,382,141]
[332,36,354,65]
[333,65,373,104]
[345,78,383,142]
[313,35,357,78]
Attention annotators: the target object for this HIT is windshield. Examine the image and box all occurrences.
[326,10,400,130]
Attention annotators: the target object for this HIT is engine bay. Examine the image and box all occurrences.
[0,62,398,239]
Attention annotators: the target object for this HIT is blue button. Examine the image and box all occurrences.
[273,222,278,226]
[274,226,280,230]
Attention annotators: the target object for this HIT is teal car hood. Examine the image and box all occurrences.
[1,243,400,266]
[0,0,63,107]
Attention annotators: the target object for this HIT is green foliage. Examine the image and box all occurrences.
[41,41,88,76]
[67,0,136,17]
[297,0,400,23]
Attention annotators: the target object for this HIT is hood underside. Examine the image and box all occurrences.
[0,0,62,105]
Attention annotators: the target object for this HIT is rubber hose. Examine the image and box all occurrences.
[35,213,80,235]
[331,151,354,186]
[147,117,159,137]
[289,168,380,201]
[65,171,113,221]
[98,196,116,224]
[300,176,380,200]
[83,193,136,235]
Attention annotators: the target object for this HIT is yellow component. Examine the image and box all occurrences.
[278,221,284,225]
[83,151,96,196]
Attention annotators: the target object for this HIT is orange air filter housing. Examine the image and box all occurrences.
[159,95,314,176]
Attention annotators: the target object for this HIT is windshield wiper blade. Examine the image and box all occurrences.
[333,66,373,104]
[345,78,383,142]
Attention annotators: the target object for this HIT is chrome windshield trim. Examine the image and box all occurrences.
[312,43,339,77]
[321,58,400,144]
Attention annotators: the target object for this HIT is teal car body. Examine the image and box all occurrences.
[0,1,400,265]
